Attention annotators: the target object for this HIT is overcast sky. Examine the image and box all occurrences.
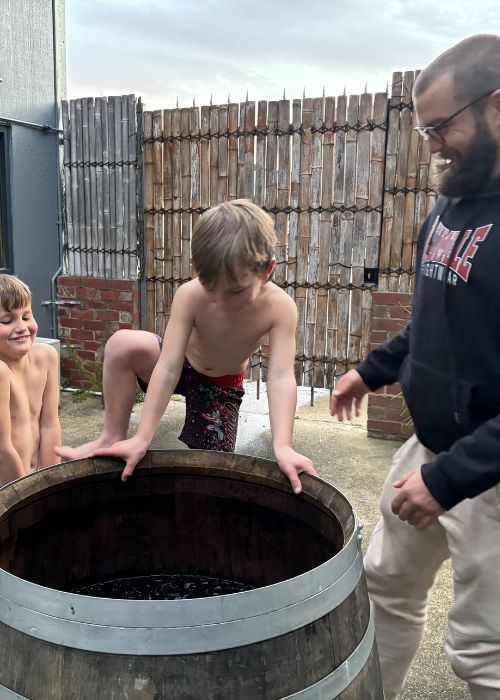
[66,0,500,110]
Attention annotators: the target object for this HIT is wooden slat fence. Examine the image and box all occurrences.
[60,71,440,388]
[379,72,440,291]
[143,93,387,388]
[61,94,138,279]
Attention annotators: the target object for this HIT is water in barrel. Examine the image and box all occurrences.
[73,573,255,599]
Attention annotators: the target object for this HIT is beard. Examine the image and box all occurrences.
[435,117,498,199]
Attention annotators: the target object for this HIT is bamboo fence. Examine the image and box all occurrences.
[141,84,406,388]
[61,72,439,388]
[379,72,439,291]
[61,95,138,279]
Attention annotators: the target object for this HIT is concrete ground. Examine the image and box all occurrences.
[59,382,470,700]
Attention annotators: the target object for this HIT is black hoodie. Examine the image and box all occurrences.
[357,175,500,510]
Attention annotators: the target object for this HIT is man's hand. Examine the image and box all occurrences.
[330,369,370,421]
[89,436,149,482]
[391,468,445,530]
[274,446,318,495]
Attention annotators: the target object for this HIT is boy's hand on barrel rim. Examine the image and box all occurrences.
[89,436,150,482]
[274,445,318,495]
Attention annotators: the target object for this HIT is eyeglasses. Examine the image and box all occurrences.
[415,90,495,146]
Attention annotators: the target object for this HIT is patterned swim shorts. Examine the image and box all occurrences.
[138,344,245,452]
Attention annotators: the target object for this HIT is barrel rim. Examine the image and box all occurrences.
[0,449,357,538]
[0,450,364,654]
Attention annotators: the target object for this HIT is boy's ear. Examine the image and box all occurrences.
[263,258,277,281]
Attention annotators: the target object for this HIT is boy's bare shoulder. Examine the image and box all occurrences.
[265,282,297,313]
[0,359,12,380]
[0,362,12,409]
[30,342,59,367]
[173,279,204,302]
[172,278,212,315]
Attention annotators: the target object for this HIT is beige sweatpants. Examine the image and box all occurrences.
[364,434,500,700]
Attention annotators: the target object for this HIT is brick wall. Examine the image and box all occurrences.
[367,291,414,441]
[57,276,140,390]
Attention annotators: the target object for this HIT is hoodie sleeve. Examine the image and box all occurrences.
[421,416,500,509]
[356,323,410,391]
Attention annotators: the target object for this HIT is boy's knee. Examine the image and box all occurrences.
[104,330,129,357]
[104,329,140,363]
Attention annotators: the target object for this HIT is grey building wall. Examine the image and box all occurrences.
[0,0,66,337]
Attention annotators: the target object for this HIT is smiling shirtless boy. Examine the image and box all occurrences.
[0,275,61,485]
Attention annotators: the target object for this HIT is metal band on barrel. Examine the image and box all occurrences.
[0,528,363,655]
[283,613,375,699]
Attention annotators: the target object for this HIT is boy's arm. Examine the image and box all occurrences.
[0,364,27,483]
[266,293,317,494]
[91,284,195,481]
[38,345,62,467]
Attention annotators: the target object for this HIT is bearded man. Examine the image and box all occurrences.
[331,34,500,700]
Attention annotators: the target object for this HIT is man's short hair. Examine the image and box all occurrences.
[191,199,276,286]
[0,275,32,312]
[414,34,500,105]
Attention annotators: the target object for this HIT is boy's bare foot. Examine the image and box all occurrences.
[55,437,115,462]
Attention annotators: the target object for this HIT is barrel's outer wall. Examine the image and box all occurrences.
[0,579,372,698]
[0,452,383,699]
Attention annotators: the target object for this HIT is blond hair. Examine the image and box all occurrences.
[191,199,276,286]
[0,274,32,312]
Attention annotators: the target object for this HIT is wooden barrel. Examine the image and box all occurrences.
[0,450,383,699]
